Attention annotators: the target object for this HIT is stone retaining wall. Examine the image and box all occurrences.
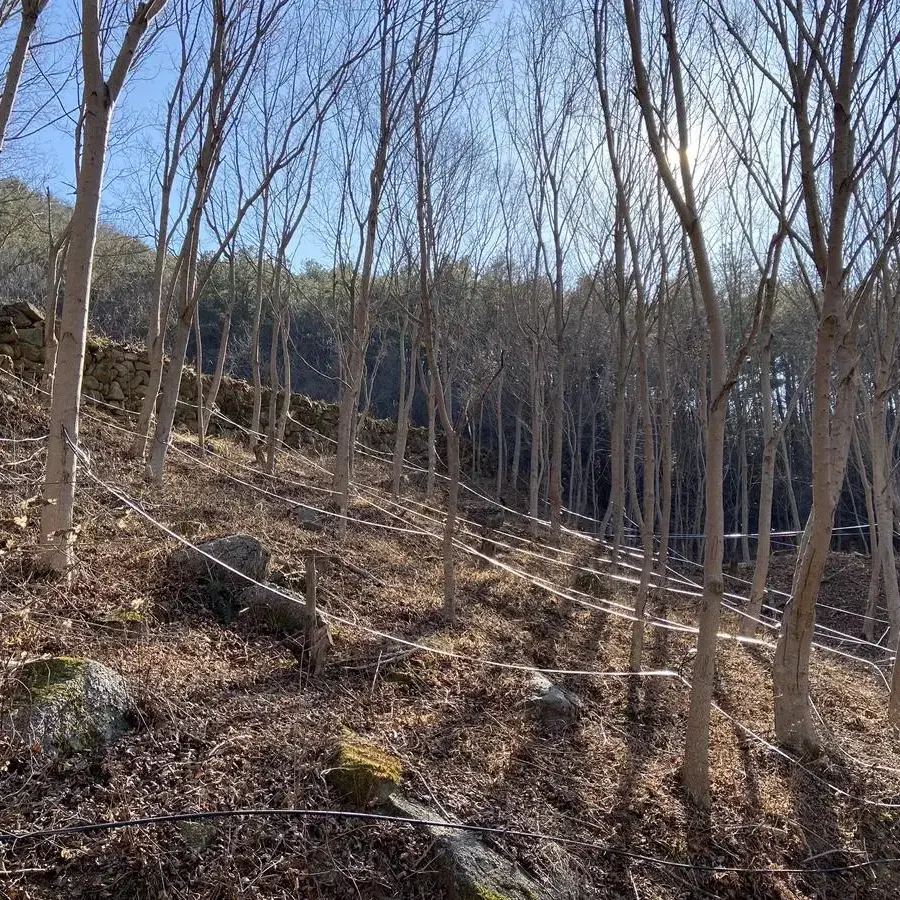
[0,300,431,458]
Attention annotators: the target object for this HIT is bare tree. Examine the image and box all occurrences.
[503,0,587,545]
[0,0,49,156]
[145,0,370,483]
[618,0,764,804]
[332,0,420,525]
[717,0,900,751]
[130,0,205,459]
[39,0,168,573]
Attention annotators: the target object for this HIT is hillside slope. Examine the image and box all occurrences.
[2,383,900,899]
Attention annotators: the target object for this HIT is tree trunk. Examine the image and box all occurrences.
[265,313,282,473]
[250,192,270,450]
[742,317,776,636]
[39,80,112,573]
[511,400,522,495]
[203,306,232,432]
[627,399,642,535]
[443,430,461,623]
[145,225,201,484]
[0,1,44,157]
[392,327,418,498]
[39,0,164,568]
[131,136,180,460]
[854,423,880,642]
[193,303,206,453]
[495,371,505,500]
[869,392,900,646]
[631,287,655,671]
[425,364,436,498]
[41,234,67,393]
[738,402,750,565]
[780,433,802,533]
[274,310,292,468]
[549,350,565,546]
[774,325,859,753]
[528,357,542,535]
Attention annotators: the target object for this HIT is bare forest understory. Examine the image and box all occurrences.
[3,384,900,899]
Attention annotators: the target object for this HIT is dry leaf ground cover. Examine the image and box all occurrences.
[2,385,900,899]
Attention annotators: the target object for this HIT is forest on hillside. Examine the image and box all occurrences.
[2,0,900,894]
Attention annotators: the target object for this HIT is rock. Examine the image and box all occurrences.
[16,326,44,347]
[19,343,44,363]
[387,794,545,900]
[325,733,552,898]
[327,731,403,807]
[0,301,43,329]
[102,607,149,640]
[106,380,126,401]
[0,342,15,359]
[292,504,325,531]
[173,534,270,623]
[7,657,135,760]
[82,374,102,391]
[178,820,218,853]
[464,501,506,531]
[523,672,583,722]
[241,582,308,632]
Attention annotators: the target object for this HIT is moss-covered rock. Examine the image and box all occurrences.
[324,731,551,897]
[327,731,403,807]
[8,656,135,760]
[178,820,218,853]
[103,607,150,640]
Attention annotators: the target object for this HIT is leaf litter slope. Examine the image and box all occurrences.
[1,390,900,899]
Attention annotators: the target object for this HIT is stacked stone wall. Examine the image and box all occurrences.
[0,301,430,458]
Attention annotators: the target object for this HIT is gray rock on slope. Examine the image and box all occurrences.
[173,533,271,623]
[523,672,584,722]
[241,582,308,632]
[386,793,545,900]
[7,656,135,760]
[325,733,551,898]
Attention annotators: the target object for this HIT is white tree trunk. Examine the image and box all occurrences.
[39,96,111,572]
[192,303,205,453]
[264,312,282,473]
[250,193,270,450]
[39,0,165,570]
[274,309,292,457]
[202,306,231,433]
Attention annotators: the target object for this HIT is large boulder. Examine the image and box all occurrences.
[387,794,546,900]
[0,300,42,330]
[16,325,44,347]
[172,533,270,623]
[7,657,135,760]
